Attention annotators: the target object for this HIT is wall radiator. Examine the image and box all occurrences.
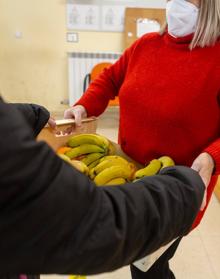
[68,52,121,105]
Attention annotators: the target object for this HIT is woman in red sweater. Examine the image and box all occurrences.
[64,0,220,278]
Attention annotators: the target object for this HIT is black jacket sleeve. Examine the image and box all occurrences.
[0,99,205,275]
[10,103,50,137]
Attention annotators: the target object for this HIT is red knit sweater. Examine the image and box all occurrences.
[76,32,220,228]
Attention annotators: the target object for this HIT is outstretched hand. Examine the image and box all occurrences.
[191,152,215,210]
[64,105,87,126]
[48,117,56,129]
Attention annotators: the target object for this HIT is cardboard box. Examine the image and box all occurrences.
[37,118,142,169]
[37,118,98,151]
[214,178,220,202]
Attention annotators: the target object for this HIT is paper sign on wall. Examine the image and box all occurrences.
[136,19,161,37]
[67,4,100,30]
[101,6,126,32]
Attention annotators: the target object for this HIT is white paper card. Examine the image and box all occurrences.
[133,238,177,272]
[101,5,126,32]
[67,4,100,30]
[137,19,161,38]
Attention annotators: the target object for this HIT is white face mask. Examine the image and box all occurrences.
[166,0,199,38]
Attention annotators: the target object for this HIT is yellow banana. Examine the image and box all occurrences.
[67,134,109,151]
[65,144,105,159]
[134,159,161,179]
[81,152,104,166]
[158,156,175,169]
[128,162,138,179]
[99,155,129,165]
[133,178,140,183]
[107,141,116,155]
[94,165,133,186]
[58,153,71,163]
[89,167,96,180]
[69,276,86,279]
[58,154,89,175]
[70,160,89,175]
[88,158,102,170]
[94,157,129,175]
[105,177,126,186]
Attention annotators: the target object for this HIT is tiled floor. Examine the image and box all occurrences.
[44,109,220,279]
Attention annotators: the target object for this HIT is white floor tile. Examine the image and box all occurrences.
[170,236,217,279]
[198,196,220,237]
[41,276,68,279]
[212,193,220,204]
[201,236,220,279]
[188,227,200,237]
[88,266,131,279]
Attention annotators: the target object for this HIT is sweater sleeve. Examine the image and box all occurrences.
[0,98,205,275]
[74,39,140,117]
[204,138,220,175]
[203,90,220,175]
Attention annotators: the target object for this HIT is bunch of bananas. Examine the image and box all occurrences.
[134,156,175,180]
[57,133,175,185]
[89,155,137,186]
[57,133,114,174]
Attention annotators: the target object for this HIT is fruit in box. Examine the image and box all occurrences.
[67,133,109,151]
[58,154,89,175]
[94,164,135,186]
[158,156,175,169]
[134,159,162,179]
[65,144,106,159]
[134,156,175,180]
[57,133,175,186]
[81,152,105,166]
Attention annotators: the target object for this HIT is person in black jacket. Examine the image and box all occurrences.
[0,97,205,276]
[1,102,53,279]
[10,102,56,137]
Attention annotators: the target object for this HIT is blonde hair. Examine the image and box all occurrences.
[161,0,220,50]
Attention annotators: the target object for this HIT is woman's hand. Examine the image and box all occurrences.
[48,117,56,129]
[191,152,215,210]
[64,105,87,126]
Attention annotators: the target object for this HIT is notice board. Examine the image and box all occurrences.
[124,7,166,48]
[66,0,166,32]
